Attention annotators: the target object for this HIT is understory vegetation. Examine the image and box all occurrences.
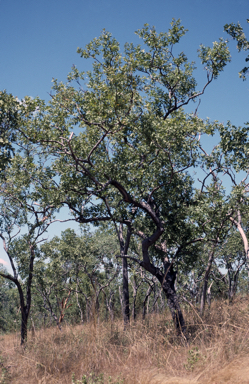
[1,296,249,383]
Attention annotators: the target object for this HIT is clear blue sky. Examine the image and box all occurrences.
[0,0,249,268]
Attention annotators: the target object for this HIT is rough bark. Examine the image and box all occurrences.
[160,261,186,334]
[119,223,131,326]
[111,180,186,334]
[0,268,33,345]
[140,257,186,334]
[21,309,29,345]
[118,285,124,318]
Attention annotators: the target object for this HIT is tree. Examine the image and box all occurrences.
[15,20,233,334]
[36,227,121,326]
[216,229,246,303]
[0,194,51,344]
[208,122,249,289]
[0,129,75,344]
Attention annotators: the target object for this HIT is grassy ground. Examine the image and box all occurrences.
[1,297,249,384]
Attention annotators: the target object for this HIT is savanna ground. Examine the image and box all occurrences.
[1,297,249,384]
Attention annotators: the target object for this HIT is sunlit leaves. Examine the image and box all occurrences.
[198,39,231,79]
[224,19,249,80]
[7,19,243,265]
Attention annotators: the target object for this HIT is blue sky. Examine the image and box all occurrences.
[1,0,249,125]
[0,0,249,268]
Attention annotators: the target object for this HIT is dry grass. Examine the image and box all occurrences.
[1,296,249,384]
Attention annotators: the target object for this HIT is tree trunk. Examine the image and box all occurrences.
[228,266,239,304]
[139,226,186,334]
[160,261,186,334]
[119,223,131,326]
[200,247,216,316]
[200,258,214,316]
[21,308,28,346]
[142,258,186,334]
[16,279,31,345]
[38,288,62,330]
[207,281,213,309]
[131,274,142,320]
[122,256,130,324]
[230,274,238,303]
[111,181,186,334]
[142,284,153,320]
[119,285,124,318]
[76,290,84,324]
[105,290,115,322]
[159,288,165,312]
[230,212,249,289]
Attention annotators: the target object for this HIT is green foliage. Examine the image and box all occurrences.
[198,38,231,79]
[72,372,124,384]
[0,267,20,334]
[0,91,18,172]
[219,122,249,171]
[1,19,248,332]
[224,19,249,79]
[184,347,204,371]
[33,227,121,326]
[20,20,232,215]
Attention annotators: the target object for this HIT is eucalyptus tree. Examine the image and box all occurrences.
[17,20,232,333]
[0,133,76,344]
[227,184,249,281]
[203,121,249,288]
[189,174,233,315]
[37,227,120,325]
[0,193,55,344]
[221,19,249,269]
[214,227,246,303]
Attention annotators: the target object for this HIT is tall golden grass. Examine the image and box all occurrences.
[1,296,249,384]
